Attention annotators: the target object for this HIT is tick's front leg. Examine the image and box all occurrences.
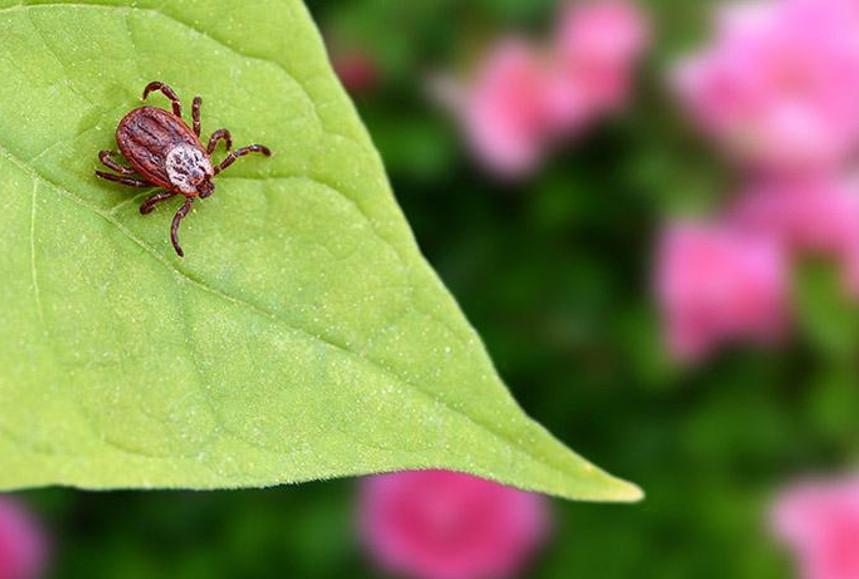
[142,81,182,117]
[214,144,272,174]
[95,171,152,188]
[192,96,202,136]
[207,129,232,154]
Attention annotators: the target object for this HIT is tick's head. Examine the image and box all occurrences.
[166,144,215,196]
[197,178,215,198]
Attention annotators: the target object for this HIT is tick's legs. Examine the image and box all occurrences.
[98,150,136,175]
[95,171,151,188]
[142,81,182,118]
[192,96,202,136]
[139,190,177,215]
[207,129,233,154]
[171,198,194,257]
[214,144,272,174]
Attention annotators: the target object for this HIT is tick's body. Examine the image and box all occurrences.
[96,81,271,257]
[117,106,213,194]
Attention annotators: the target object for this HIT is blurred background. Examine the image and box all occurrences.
[5,0,859,577]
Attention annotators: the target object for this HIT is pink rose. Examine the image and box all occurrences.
[0,498,47,579]
[331,48,380,95]
[358,470,550,579]
[445,1,650,178]
[655,221,788,363]
[553,0,650,116]
[460,40,555,178]
[673,0,859,170]
[729,174,859,296]
[771,472,859,579]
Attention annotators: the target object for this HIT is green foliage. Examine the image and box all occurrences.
[795,261,859,361]
[0,0,640,501]
[7,0,859,577]
[312,1,859,577]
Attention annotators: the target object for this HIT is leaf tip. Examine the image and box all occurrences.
[612,479,645,503]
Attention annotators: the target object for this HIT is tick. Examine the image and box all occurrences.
[95,81,272,257]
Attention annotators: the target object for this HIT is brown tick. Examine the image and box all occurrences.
[96,81,272,257]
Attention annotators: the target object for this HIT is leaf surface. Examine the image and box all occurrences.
[0,0,641,501]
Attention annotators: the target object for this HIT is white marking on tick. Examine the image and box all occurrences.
[165,144,213,193]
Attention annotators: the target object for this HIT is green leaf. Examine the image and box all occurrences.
[0,0,641,502]
[794,260,859,361]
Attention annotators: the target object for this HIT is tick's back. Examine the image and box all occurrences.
[96,81,271,257]
[116,106,201,187]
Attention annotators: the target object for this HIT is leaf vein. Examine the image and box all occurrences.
[0,2,355,145]
[0,0,620,493]
[0,140,579,482]
[28,179,44,323]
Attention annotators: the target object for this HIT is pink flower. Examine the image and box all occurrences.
[553,0,650,117]
[729,174,859,295]
[358,470,550,579]
[673,0,859,171]
[444,1,649,178]
[460,40,555,178]
[0,498,47,579]
[771,472,859,579]
[331,48,380,95]
[655,221,788,363]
